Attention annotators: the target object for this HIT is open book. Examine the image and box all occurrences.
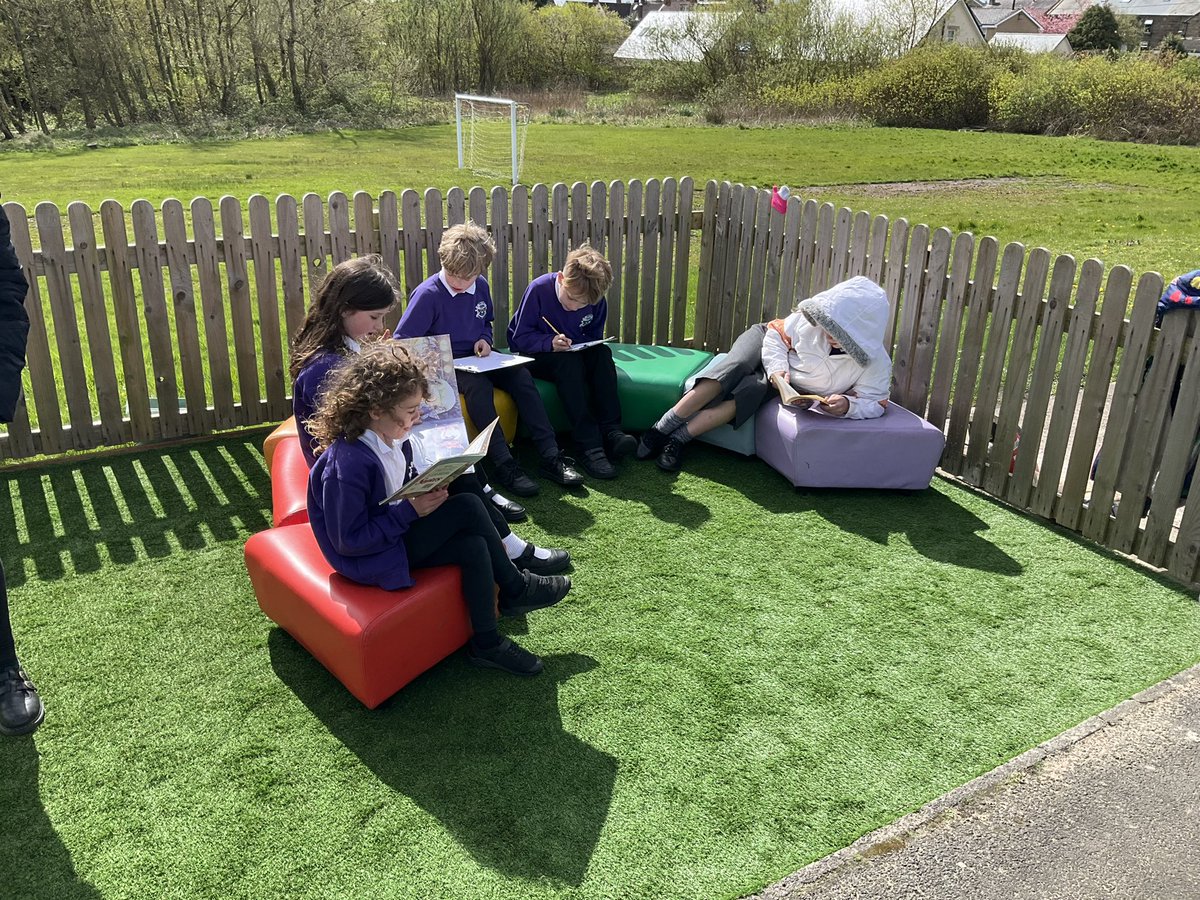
[453,351,534,374]
[381,417,499,503]
[770,373,829,407]
[565,336,617,353]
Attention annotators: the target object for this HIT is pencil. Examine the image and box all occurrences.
[541,316,562,335]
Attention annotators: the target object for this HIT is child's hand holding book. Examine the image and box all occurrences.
[409,487,449,516]
[771,372,829,408]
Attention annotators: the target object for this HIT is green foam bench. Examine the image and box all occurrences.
[529,343,715,434]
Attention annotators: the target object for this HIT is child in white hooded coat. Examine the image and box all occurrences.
[637,276,893,472]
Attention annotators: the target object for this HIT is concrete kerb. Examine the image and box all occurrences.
[749,662,1200,900]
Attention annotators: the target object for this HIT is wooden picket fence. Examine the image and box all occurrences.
[4,178,1200,587]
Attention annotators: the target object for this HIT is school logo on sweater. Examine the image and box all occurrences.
[474,301,487,319]
[580,313,593,328]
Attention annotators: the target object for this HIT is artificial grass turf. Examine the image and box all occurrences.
[2,436,1198,899]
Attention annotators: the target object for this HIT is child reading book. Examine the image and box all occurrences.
[307,343,571,676]
[290,255,566,572]
[637,276,893,472]
[506,244,636,479]
[395,222,585,495]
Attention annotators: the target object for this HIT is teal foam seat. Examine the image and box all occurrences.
[682,354,757,456]
[530,343,715,434]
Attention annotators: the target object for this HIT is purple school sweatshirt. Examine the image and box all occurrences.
[506,272,608,354]
[396,273,494,356]
[307,437,420,590]
[293,350,345,468]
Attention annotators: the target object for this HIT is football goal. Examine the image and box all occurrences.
[455,93,530,186]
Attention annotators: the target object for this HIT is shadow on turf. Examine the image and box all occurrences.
[0,437,272,588]
[689,447,1023,576]
[269,629,616,887]
[0,736,102,899]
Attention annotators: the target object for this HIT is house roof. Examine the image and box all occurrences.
[973,7,1024,25]
[991,31,1073,49]
[614,10,729,62]
[930,0,989,42]
[1026,9,1083,31]
[1049,0,1200,15]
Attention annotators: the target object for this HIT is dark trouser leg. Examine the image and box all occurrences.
[457,371,514,466]
[405,494,524,636]
[448,471,511,538]
[582,344,622,436]
[0,560,17,668]
[530,352,603,450]
[491,366,559,459]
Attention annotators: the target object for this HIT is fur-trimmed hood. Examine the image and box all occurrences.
[798,276,888,368]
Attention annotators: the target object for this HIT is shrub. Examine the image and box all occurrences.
[855,44,1001,130]
[1072,54,1200,144]
[525,5,631,90]
[989,54,1084,136]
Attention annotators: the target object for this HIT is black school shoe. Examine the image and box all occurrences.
[501,570,572,616]
[513,543,571,576]
[656,436,687,473]
[636,427,669,460]
[539,452,585,487]
[495,460,540,497]
[605,430,638,459]
[482,485,527,523]
[0,666,45,737]
[580,447,618,480]
[468,638,543,676]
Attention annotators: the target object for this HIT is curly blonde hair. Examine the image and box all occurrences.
[438,221,495,279]
[561,243,612,306]
[308,343,430,457]
[289,255,401,381]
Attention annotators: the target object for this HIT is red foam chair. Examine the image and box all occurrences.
[245,524,472,708]
[263,417,300,473]
[271,436,310,528]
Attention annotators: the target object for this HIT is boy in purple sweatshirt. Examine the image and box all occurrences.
[506,244,636,479]
[395,222,583,496]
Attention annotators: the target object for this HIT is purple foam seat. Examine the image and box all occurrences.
[754,398,944,490]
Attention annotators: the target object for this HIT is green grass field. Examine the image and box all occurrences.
[3,438,1199,899]
[2,124,1198,279]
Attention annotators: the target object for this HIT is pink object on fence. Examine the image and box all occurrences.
[771,185,790,214]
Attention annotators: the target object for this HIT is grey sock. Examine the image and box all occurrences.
[670,425,696,445]
[654,409,691,434]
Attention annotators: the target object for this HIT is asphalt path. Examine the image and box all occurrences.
[755,664,1200,900]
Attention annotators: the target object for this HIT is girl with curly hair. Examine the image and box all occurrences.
[307,343,571,676]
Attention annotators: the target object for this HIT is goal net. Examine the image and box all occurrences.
[455,94,530,186]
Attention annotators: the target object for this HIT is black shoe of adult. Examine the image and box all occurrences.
[0,666,45,737]
[636,427,669,460]
[483,485,527,523]
[656,437,687,473]
[468,638,544,676]
[513,543,571,576]
[495,460,540,498]
[501,570,572,616]
[580,447,618,480]
[539,453,585,487]
[605,430,638,460]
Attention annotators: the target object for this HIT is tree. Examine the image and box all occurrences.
[1160,32,1187,57]
[1068,5,1121,52]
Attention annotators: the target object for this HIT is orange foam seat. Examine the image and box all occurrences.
[271,436,310,528]
[244,524,471,708]
[264,417,300,472]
